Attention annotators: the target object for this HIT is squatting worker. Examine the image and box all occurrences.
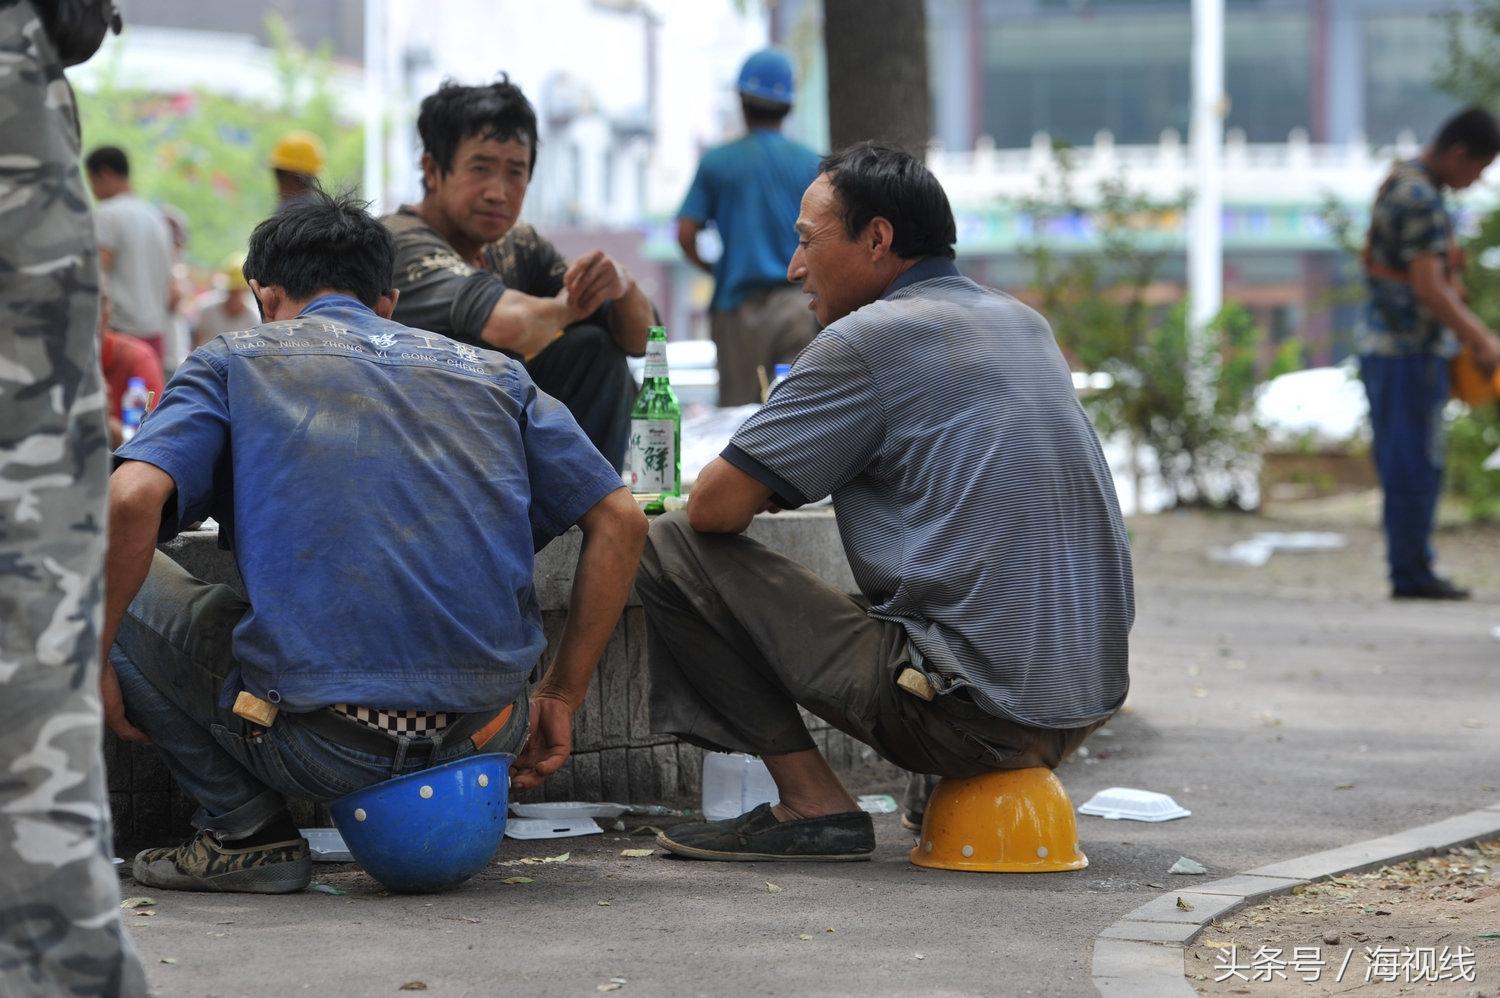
[638,144,1134,862]
[677,48,821,404]
[1360,105,1500,601]
[103,191,647,893]
[384,77,655,469]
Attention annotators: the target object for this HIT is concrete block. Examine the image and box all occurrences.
[625,611,652,741]
[571,751,601,802]
[599,628,630,745]
[1097,920,1204,944]
[599,747,628,801]
[1249,831,1445,880]
[1093,974,1197,998]
[543,756,574,802]
[1122,891,1242,926]
[1399,809,1500,851]
[1188,874,1304,902]
[676,744,703,800]
[651,744,679,804]
[1091,939,1188,980]
[626,747,657,803]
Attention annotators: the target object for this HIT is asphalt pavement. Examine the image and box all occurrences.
[118,510,1500,997]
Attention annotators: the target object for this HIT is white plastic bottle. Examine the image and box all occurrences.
[701,751,780,820]
[120,376,149,442]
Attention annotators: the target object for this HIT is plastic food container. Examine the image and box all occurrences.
[1077,787,1191,822]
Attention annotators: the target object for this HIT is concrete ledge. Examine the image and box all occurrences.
[1090,805,1500,997]
[110,509,894,847]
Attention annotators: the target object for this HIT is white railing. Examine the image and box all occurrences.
[924,128,1454,208]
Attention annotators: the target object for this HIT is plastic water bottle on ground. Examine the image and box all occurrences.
[120,376,149,442]
[700,751,779,820]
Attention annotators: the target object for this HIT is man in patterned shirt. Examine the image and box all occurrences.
[637,145,1133,862]
[383,78,656,470]
[1360,106,1500,600]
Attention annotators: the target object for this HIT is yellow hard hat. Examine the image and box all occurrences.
[269,131,326,177]
[909,768,1089,873]
[222,254,249,292]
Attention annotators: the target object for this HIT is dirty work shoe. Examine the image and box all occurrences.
[133,829,312,893]
[1393,577,1471,601]
[656,803,874,862]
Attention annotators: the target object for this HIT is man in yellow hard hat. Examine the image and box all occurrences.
[270,130,325,204]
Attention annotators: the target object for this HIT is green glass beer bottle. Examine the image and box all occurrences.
[625,325,681,512]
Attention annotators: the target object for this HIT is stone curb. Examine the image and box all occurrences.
[1089,802,1500,998]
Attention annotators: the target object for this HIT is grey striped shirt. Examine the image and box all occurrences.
[724,258,1133,729]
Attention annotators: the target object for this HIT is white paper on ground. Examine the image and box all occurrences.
[857,794,899,814]
[301,827,353,862]
[1078,787,1191,822]
[503,817,604,840]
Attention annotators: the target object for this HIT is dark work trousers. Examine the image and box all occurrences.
[1360,352,1449,592]
[526,321,636,471]
[635,513,1103,813]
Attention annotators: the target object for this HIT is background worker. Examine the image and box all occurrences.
[270,129,325,205]
[194,256,257,347]
[677,48,821,405]
[1360,105,1500,600]
[86,144,177,364]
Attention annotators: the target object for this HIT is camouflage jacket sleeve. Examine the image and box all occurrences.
[1377,172,1451,269]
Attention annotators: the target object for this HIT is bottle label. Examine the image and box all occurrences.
[643,340,669,380]
[626,419,676,493]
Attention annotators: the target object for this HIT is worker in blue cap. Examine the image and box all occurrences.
[677,48,822,405]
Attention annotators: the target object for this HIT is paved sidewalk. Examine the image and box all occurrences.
[119,512,1500,997]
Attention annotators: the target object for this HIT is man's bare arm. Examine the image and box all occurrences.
[1410,254,1500,369]
[479,288,579,360]
[100,460,176,743]
[686,457,776,535]
[512,487,648,790]
[676,218,714,277]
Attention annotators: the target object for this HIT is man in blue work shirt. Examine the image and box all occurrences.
[678,49,821,405]
[101,191,647,893]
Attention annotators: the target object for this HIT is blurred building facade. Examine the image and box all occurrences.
[87,0,1479,362]
[755,0,1481,366]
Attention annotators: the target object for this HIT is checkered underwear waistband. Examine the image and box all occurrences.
[329,703,455,735]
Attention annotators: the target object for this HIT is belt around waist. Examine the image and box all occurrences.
[293,701,516,757]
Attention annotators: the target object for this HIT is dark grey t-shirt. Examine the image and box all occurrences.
[382,206,570,348]
[724,258,1134,730]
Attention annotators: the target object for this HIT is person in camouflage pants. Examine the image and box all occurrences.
[0,2,146,994]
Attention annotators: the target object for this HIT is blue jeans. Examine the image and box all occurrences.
[111,552,529,840]
[1359,353,1449,592]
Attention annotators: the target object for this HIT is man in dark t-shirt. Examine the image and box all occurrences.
[382,78,655,469]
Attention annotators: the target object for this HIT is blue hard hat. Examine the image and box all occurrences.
[329,753,512,894]
[737,48,795,105]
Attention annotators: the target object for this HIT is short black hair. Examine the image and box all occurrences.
[417,76,539,189]
[85,145,129,177]
[243,188,394,307]
[741,95,791,128]
[1433,105,1500,160]
[818,143,956,260]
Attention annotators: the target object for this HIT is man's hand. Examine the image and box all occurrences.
[563,250,633,317]
[1471,329,1500,373]
[101,657,150,744]
[511,690,576,792]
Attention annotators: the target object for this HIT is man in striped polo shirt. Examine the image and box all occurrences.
[637,144,1134,862]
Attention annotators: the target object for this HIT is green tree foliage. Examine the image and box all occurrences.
[75,15,363,269]
[1437,1,1500,107]
[1020,152,1299,509]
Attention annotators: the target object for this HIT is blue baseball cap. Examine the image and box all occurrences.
[737,48,795,106]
